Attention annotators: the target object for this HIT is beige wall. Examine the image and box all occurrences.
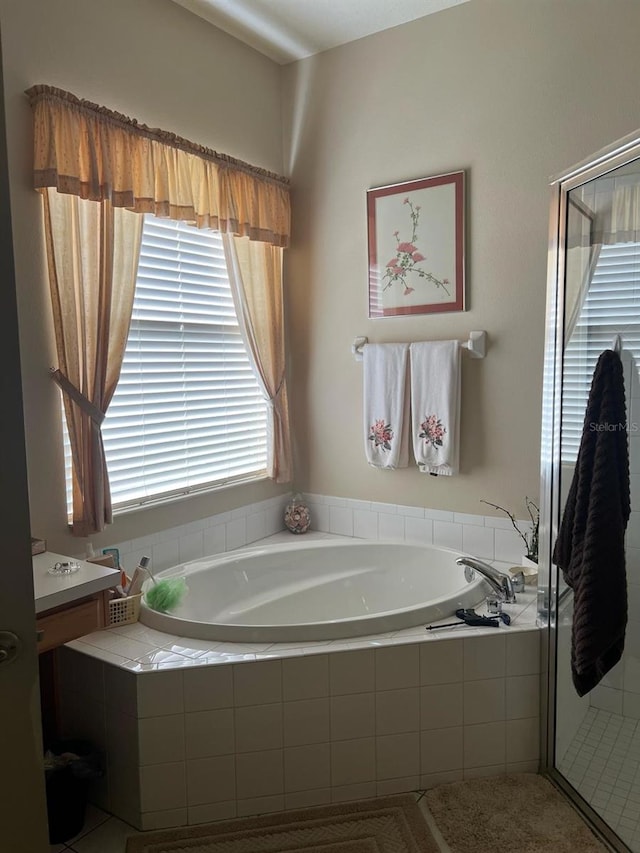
[0,0,288,556]
[5,0,640,557]
[282,0,640,517]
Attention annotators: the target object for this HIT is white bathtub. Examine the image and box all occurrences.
[139,539,487,642]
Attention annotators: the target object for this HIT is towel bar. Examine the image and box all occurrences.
[352,330,487,362]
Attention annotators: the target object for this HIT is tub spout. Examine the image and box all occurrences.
[456,556,517,603]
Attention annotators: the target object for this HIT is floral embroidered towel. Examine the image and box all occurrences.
[410,340,460,476]
[363,343,410,469]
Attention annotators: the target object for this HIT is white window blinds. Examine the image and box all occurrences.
[64,217,267,512]
[562,242,640,461]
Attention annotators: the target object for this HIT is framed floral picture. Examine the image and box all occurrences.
[367,171,465,317]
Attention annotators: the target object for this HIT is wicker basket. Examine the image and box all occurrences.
[106,593,142,628]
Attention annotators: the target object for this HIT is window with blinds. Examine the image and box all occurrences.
[64,216,267,512]
[562,241,640,461]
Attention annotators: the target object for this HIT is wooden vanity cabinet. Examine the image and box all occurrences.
[36,589,111,653]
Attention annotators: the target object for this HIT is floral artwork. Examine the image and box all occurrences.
[368,419,394,451]
[367,172,465,317]
[419,414,446,449]
[382,199,450,298]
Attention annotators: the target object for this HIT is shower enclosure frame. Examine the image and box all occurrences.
[540,127,640,853]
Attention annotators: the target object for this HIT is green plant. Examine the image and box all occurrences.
[481,497,540,562]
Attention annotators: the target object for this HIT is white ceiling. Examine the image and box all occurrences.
[171,0,469,64]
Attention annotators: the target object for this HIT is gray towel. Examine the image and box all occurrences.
[553,349,630,697]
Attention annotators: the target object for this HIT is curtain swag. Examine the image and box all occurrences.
[26,85,290,247]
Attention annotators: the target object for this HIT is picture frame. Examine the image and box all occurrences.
[367,171,465,318]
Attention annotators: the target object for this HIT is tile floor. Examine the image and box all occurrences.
[560,705,640,850]
[48,803,136,852]
[48,783,612,853]
[50,793,449,853]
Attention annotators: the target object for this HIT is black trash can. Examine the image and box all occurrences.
[44,739,102,844]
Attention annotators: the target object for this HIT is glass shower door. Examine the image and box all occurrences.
[547,147,640,852]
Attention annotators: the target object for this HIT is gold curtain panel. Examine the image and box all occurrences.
[26,85,290,248]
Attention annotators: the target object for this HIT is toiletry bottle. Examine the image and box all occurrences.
[127,556,151,596]
[103,547,127,589]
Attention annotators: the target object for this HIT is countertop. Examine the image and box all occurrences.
[33,551,120,614]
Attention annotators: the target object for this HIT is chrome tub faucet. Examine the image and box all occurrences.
[456,556,522,604]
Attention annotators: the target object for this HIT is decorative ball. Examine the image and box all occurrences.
[284,495,310,534]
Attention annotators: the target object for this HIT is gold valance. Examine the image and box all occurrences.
[26,85,290,247]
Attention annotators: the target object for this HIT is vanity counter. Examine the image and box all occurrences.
[33,551,120,614]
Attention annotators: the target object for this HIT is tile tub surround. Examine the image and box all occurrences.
[60,524,541,830]
[300,494,536,565]
[102,495,291,576]
[58,622,541,830]
[66,528,539,672]
[102,494,537,577]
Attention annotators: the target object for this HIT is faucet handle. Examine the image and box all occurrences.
[486,595,502,615]
[509,570,526,593]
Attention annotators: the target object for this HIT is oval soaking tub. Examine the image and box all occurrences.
[139,539,487,642]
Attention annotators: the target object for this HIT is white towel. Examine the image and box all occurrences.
[363,343,410,469]
[410,341,461,476]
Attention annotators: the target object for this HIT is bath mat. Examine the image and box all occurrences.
[125,794,439,853]
[424,773,608,852]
